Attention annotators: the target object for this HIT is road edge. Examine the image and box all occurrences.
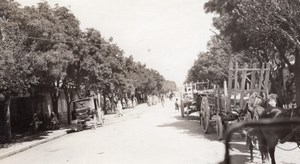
[0,132,67,160]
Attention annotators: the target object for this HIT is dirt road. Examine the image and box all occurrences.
[1,100,299,164]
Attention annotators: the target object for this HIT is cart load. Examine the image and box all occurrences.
[199,62,271,140]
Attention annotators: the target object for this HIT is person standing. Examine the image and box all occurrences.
[116,100,123,117]
[161,94,165,107]
[175,98,180,112]
[128,99,133,108]
[133,96,137,107]
[122,98,127,109]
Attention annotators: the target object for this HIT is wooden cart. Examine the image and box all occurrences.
[199,62,271,140]
[180,81,211,119]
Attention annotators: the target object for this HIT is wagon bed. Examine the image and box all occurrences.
[199,62,271,140]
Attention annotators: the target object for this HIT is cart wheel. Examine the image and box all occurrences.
[215,116,223,140]
[99,111,105,126]
[201,97,210,133]
[202,114,210,133]
[180,100,185,118]
[186,107,190,120]
[199,111,202,125]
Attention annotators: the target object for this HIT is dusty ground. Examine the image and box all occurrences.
[1,100,299,164]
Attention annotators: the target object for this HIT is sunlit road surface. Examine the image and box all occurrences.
[1,100,299,164]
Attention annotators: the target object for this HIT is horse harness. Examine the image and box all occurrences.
[279,108,300,147]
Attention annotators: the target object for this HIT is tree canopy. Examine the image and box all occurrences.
[0,0,177,141]
[186,0,300,106]
[0,0,176,99]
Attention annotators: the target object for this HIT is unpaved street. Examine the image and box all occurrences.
[1,100,299,164]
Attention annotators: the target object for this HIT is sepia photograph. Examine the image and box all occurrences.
[1,0,300,163]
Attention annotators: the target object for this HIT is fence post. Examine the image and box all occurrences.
[250,63,257,92]
[240,63,248,108]
[234,63,239,107]
[264,63,271,96]
[227,62,233,112]
[258,63,265,93]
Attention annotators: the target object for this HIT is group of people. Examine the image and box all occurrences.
[115,97,138,117]
[121,97,138,109]
[147,94,166,107]
[117,93,180,116]
[31,112,60,134]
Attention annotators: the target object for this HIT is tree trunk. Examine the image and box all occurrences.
[103,94,107,114]
[64,88,71,125]
[294,48,300,108]
[4,94,12,143]
[29,89,36,133]
[109,96,116,112]
[50,92,59,119]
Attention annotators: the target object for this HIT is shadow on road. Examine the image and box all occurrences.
[157,113,257,164]
[157,114,219,141]
[0,131,53,148]
[229,142,257,163]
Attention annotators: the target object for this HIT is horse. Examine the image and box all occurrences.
[250,106,300,164]
[240,93,278,162]
[239,92,265,162]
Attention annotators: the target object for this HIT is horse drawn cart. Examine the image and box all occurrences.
[199,62,271,140]
[180,81,211,119]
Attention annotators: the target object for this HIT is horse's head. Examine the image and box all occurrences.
[240,102,250,114]
[240,102,256,120]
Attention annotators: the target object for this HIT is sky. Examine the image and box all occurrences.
[15,0,214,86]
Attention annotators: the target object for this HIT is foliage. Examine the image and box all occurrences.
[187,0,300,106]
[161,80,177,93]
[0,0,37,96]
[0,0,176,142]
[0,0,173,99]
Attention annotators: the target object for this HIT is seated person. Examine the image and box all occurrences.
[50,112,60,130]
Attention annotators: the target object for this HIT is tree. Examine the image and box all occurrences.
[204,0,300,106]
[185,35,243,86]
[161,80,177,93]
[21,2,81,118]
[0,0,173,131]
[0,0,37,142]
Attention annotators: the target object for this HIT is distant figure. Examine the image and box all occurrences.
[147,95,152,106]
[175,98,180,111]
[161,95,165,107]
[128,99,133,108]
[133,96,137,107]
[117,100,123,117]
[31,113,42,134]
[170,92,174,100]
[50,112,59,130]
[122,98,127,109]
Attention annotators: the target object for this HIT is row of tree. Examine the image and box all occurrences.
[0,0,176,142]
[186,0,300,107]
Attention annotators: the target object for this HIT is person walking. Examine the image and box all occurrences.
[116,100,123,117]
[175,98,180,112]
[133,96,137,107]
